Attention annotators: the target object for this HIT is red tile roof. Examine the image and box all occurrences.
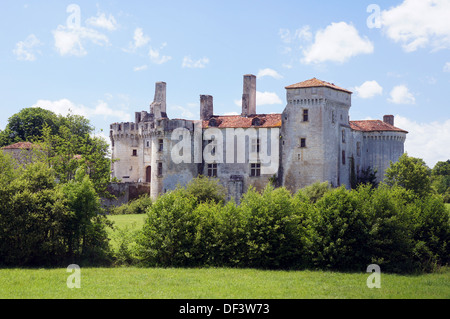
[202,114,282,129]
[350,120,408,133]
[285,78,353,94]
[1,142,37,150]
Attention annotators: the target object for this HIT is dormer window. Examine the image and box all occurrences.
[209,118,218,127]
[252,117,261,126]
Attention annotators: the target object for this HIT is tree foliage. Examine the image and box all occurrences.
[135,174,449,273]
[0,159,111,266]
[431,160,450,202]
[384,153,432,197]
[0,107,60,146]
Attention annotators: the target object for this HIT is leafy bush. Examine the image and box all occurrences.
[109,194,152,215]
[239,185,308,269]
[0,157,112,267]
[184,175,227,204]
[307,186,369,271]
[298,181,331,203]
[136,188,198,267]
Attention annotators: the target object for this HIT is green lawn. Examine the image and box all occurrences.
[0,267,449,299]
[1,213,448,299]
[107,213,146,251]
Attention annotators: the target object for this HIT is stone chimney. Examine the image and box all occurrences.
[241,74,256,117]
[383,115,394,126]
[200,95,214,120]
[150,81,167,118]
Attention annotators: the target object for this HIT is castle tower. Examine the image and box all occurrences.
[150,81,167,119]
[280,78,353,191]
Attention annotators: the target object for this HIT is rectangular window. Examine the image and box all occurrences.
[342,130,346,143]
[342,150,346,165]
[157,162,163,176]
[303,109,309,122]
[146,140,150,148]
[357,142,361,157]
[158,139,164,152]
[207,163,218,177]
[132,149,137,156]
[250,163,261,177]
[251,138,260,153]
[300,138,306,148]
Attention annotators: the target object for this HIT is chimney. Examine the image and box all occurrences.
[383,115,394,126]
[200,95,213,120]
[150,81,167,118]
[241,74,256,117]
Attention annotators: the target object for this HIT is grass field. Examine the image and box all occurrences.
[0,266,449,299]
[0,213,448,299]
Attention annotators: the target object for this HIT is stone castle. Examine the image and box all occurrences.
[109,75,407,201]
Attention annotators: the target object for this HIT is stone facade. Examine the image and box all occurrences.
[110,75,407,201]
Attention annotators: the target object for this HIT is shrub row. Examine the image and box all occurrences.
[0,152,112,267]
[136,180,450,273]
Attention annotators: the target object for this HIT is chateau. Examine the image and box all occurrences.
[109,75,407,201]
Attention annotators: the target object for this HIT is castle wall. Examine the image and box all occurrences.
[281,86,353,192]
[109,75,407,203]
[361,131,406,182]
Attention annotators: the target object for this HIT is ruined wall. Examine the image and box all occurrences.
[110,122,146,183]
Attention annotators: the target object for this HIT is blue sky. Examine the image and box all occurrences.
[1,0,449,167]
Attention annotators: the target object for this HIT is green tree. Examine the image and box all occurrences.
[0,160,70,266]
[431,160,450,202]
[384,153,432,197]
[137,188,198,267]
[0,107,60,146]
[60,168,112,263]
[39,122,112,196]
[239,185,307,269]
[184,175,227,204]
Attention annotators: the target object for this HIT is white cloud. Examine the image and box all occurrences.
[444,62,450,72]
[13,34,42,61]
[302,22,374,64]
[257,68,283,80]
[53,25,109,56]
[86,12,118,31]
[381,0,450,52]
[149,44,172,64]
[169,105,197,119]
[182,56,210,68]
[234,91,282,107]
[123,27,151,53]
[257,91,283,105]
[133,64,148,72]
[133,28,150,49]
[395,115,450,168]
[31,98,130,122]
[353,80,383,99]
[388,85,416,104]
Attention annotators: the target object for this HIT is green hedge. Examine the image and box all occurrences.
[136,179,450,273]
